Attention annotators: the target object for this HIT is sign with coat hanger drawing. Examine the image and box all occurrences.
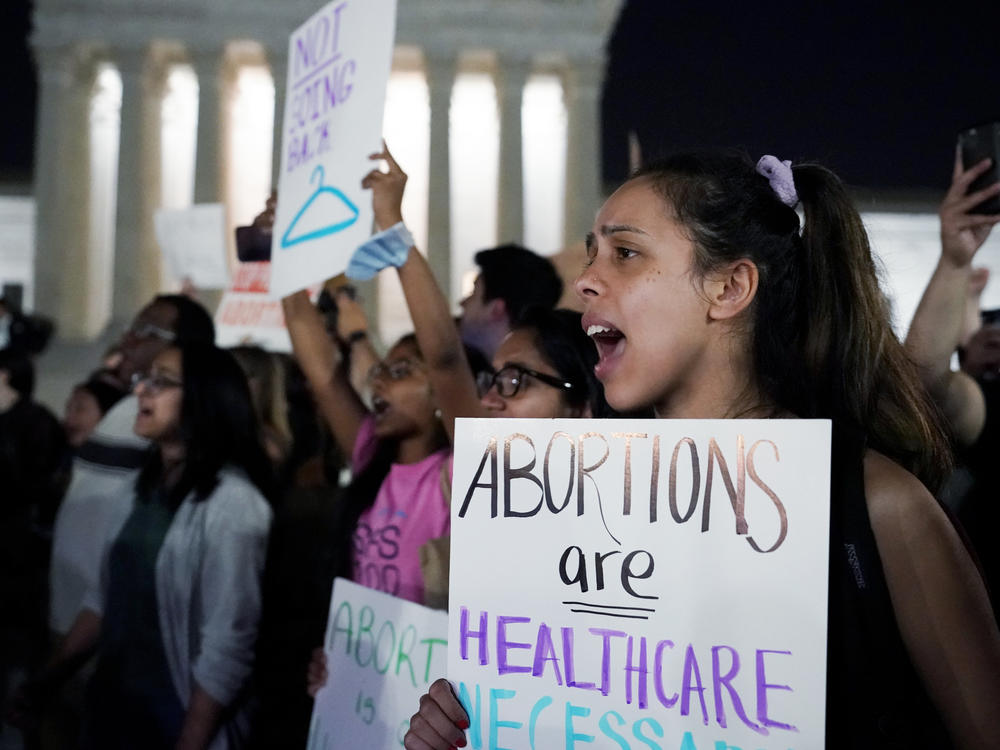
[270,0,397,299]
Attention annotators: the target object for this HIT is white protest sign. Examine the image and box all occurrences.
[308,577,449,750]
[270,0,397,299]
[153,204,230,289]
[214,263,292,351]
[448,418,831,750]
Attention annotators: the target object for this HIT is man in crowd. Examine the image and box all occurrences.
[458,244,563,361]
[50,294,215,638]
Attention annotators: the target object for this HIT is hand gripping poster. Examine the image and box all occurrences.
[448,418,832,750]
[271,0,397,299]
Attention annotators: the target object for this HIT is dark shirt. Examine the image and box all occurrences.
[956,378,1000,618]
[85,489,185,750]
[825,427,951,747]
[0,397,70,628]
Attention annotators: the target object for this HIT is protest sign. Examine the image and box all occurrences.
[153,203,230,289]
[448,418,832,750]
[270,0,397,299]
[214,262,291,351]
[308,578,449,750]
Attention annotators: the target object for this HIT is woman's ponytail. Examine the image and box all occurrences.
[638,151,951,492]
[793,164,951,490]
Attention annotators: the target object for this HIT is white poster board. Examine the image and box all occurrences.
[270,0,397,299]
[448,418,832,749]
[308,578,449,750]
[153,204,230,289]
[214,262,292,352]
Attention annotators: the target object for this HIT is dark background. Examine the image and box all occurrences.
[603,1,1000,193]
[4,0,1000,192]
[1,0,36,183]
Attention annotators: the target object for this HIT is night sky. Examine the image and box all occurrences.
[603,0,1000,192]
[1,0,35,183]
[4,0,1000,192]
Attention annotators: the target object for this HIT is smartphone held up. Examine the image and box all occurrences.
[959,122,1000,214]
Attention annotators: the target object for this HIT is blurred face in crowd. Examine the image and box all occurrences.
[479,328,579,418]
[459,275,501,353]
[962,324,1000,381]
[116,301,179,386]
[368,339,438,440]
[64,387,103,447]
[133,347,184,444]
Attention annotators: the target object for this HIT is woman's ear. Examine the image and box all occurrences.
[703,259,758,321]
[569,403,593,419]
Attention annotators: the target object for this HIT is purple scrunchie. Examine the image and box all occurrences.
[756,155,798,207]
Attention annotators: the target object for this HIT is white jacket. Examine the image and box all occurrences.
[83,467,272,749]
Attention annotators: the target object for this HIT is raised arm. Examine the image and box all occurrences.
[356,145,485,442]
[864,452,1000,749]
[324,281,380,397]
[281,289,367,458]
[905,152,1000,445]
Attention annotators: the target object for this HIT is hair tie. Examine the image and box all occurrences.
[756,155,798,207]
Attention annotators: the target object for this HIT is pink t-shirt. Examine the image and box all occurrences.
[350,416,452,605]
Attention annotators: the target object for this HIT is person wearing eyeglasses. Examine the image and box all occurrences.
[44,295,215,748]
[12,342,272,749]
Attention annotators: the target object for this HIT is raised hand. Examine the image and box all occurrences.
[332,287,369,343]
[940,150,1000,269]
[361,142,406,231]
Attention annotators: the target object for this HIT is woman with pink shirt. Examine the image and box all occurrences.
[297,145,617,696]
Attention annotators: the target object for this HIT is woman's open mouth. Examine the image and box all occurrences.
[585,322,626,380]
[372,395,391,419]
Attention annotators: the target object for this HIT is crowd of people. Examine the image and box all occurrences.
[1,142,999,749]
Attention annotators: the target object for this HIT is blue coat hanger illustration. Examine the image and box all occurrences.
[280,165,360,249]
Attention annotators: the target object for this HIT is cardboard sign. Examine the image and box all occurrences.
[448,418,832,750]
[153,204,230,289]
[214,263,292,351]
[270,0,397,299]
[308,578,449,749]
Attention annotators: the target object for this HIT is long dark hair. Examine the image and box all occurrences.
[513,307,616,418]
[634,150,951,491]
[136,342,273,506]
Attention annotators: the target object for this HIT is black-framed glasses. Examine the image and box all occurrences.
[476,365,573,398]
[131,372,183,395]
[366,359,420,384]
[125,322,176,342]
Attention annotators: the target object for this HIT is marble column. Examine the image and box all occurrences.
[111,46,164,323]
[562,57,604,246]
[495,57,531,246]
[32,46,99,339]
[190,48,230,315]
[191,49,227,205]
[268,48,287,187]
[424,52,456,297]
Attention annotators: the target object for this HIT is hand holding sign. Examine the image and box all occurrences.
[404,679,469,750]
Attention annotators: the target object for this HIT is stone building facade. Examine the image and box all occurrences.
[31,0,621,339]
